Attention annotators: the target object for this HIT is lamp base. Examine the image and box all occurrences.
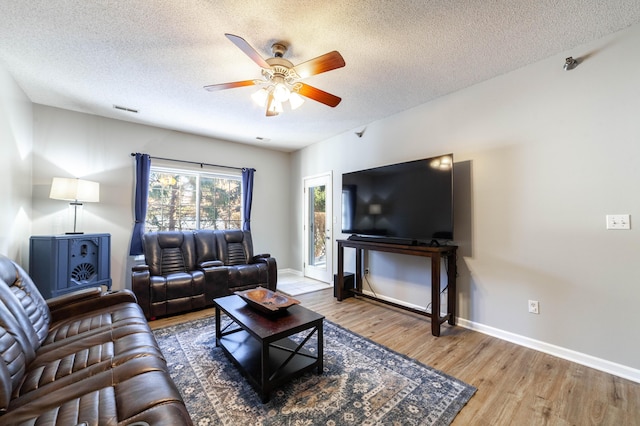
[65,232,84,235]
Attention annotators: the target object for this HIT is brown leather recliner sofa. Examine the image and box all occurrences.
[0,253,192,425]
[132,229,277,320]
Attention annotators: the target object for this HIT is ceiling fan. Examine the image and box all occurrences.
[204,34,345,117]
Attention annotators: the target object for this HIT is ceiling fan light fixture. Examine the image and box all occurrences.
[265,92,282,116]
[289,92,305,110]
[273,82,290,102]
[251,88,269,106]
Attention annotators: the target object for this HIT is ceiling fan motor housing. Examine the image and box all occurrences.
[264,57,299,83]
[271,42,287,58]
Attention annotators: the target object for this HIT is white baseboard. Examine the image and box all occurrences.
[278,268,302,276]
[277,270,640,383]
[457,318,640,384]
[353,291,639,383]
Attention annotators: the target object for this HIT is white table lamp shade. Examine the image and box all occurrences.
[50,177,100,202]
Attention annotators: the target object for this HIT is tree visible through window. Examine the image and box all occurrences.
[146,167,241,231]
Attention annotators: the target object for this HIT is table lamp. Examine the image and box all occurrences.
[49,177,100,234]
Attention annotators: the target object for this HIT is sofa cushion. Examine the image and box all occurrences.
[194,229,219,265]
[44,302,147,346]
[227,264,268,289]
[227,242,247,265]
[18,325,163,398]
[2,356,182,424]
[0,259,52,347]
[149,269,207,318]
[0,315,30,412]
[143,231,198,276]
[161,247,187,275]
[216,230,253,266]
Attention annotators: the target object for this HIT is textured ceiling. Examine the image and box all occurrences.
[1,1,640,152]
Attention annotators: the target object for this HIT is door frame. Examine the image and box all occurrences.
[303,172,333,283]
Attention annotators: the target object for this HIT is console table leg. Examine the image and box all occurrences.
[431,255,441,337]
[447,253,457,326]
[355,248,363,292]
[337,245,344,301]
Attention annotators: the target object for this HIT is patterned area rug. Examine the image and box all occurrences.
[153,316,475,425]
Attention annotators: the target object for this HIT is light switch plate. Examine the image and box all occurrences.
[606,214,631,230]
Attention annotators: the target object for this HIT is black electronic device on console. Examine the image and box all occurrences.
[342,154,453,245]
[347,234,420,246]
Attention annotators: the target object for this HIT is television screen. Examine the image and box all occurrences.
[341,154,453,244]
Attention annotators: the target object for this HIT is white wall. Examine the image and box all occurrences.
[31,105,292,290]
[292,23,640,377]
[0,65,33,265]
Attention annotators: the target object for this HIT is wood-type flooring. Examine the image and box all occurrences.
[149,288,640,425]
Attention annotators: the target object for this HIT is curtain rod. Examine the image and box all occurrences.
[130,153,254,172]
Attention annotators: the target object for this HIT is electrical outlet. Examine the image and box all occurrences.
[528,300,539,314]
[364,268,369,275]
[606,214,631,230]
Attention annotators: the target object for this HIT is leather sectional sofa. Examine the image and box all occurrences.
[132,229,277,320]
[0,254,192,425]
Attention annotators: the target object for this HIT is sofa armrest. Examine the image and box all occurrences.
[132,264,150,273]
[132,265,152,319]
[46,287,103,311]
[251,256,278,291]
[199,260,224,268]
[250,253,271,262]
[199,264,229,300]
[49,289,138,323]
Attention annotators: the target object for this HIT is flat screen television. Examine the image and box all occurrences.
[341,154,453,245]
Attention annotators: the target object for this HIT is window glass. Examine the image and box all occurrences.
[147,167,241,231]
[199,175,242,230]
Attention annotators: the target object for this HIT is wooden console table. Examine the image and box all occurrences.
[336,238,457,337]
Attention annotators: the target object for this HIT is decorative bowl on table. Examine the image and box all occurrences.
[234,287,300,314]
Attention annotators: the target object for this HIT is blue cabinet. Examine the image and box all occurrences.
[29,234,112,299]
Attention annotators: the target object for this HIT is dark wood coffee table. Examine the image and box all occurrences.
[213,294,324,403]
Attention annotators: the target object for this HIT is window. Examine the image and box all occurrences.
[146,166,241,231]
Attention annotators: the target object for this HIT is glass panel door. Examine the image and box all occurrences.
[304,173,332,283]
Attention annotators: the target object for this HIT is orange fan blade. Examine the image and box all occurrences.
[297,83,342,107]
[203,80,257,91]
[225,33,270,69]
[293,51,345,79]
